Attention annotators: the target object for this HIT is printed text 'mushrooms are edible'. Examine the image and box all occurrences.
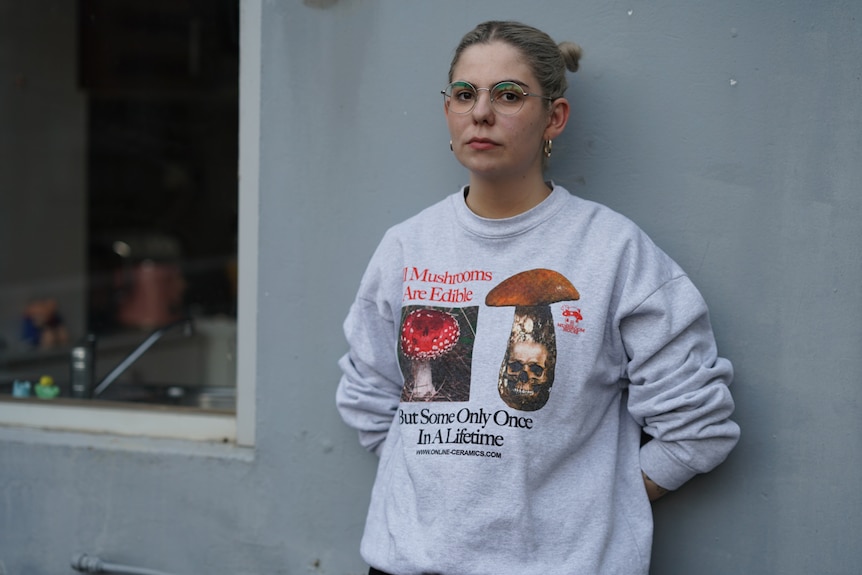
[401,267,495,303]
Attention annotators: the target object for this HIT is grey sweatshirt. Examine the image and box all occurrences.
[336,185,739,575]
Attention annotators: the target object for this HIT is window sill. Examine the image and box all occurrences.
[0,422,253,461]
[0,396,235,443]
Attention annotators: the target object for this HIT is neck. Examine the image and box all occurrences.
[465,174,552,219]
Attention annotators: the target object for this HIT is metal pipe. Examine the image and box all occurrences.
[91,318,194,398]
[71,553,181,575]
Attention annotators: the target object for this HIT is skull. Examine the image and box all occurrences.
[497,306,557,411]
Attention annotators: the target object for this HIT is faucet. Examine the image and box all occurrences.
[89,318,195,398]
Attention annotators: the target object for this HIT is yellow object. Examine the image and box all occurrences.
[34,375,60,399]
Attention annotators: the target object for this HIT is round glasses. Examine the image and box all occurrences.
[442,81,553,115]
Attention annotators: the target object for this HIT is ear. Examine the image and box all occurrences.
[543,97,570,141]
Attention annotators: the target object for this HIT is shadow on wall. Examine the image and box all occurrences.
[303,0,338,8]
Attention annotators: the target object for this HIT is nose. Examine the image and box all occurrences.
[471,88,495,121]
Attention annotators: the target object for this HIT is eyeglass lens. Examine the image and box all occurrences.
[444,81,528,115]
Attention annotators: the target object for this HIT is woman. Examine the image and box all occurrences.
[337,20,739,575]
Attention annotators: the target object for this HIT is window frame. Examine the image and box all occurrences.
[0,0,260,447]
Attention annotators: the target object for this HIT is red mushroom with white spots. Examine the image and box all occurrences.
[400,308,461,399]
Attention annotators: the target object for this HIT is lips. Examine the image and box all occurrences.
[467,137,499,151]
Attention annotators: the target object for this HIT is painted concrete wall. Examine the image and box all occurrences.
[1,1,861,574]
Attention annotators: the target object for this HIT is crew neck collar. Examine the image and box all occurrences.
[451,183,569,238]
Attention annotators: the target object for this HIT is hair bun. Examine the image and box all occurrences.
[558,41,583,73]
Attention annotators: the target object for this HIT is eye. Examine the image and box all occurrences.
[448,82,476,102]
[492,83,525,104]
[455,89,476,102]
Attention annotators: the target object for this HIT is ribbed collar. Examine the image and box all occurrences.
[450,183,570,239]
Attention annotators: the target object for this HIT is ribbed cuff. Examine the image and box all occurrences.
[639,439,697,491]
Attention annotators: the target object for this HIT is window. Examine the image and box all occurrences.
[0,0,255,445]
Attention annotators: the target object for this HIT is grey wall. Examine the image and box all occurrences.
[1,1,861,574]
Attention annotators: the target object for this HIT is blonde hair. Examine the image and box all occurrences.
[448,21,582,101]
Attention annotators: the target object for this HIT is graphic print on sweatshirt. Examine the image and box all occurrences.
[398,305,478,402]
[486,269,580,411]
[395,267,584,456]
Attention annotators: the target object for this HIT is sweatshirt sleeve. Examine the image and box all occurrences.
[336,240,404,456]
[623,275,740,491]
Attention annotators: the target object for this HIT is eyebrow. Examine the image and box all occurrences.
[455,79,531,89]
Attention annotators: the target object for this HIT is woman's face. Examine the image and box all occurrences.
[445,41,562,183]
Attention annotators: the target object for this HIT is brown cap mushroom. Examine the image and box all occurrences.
[400,308,460,398]
[485,268,579,307]
[486,269,579,411]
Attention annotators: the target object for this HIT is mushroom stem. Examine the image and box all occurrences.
[412,360,435,398]
[497,305,557,411]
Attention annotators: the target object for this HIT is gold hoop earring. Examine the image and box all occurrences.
[543,140,553,158]
[450,140,454,152]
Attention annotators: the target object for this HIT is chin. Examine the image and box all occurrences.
[465,164,521,183]
[457,156,507,177]
[457,153,536,182]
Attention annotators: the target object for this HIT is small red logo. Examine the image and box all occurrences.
[559,305,585,334]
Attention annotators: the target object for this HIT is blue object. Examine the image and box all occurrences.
[12,379,32,397]
[20,317,41,346]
